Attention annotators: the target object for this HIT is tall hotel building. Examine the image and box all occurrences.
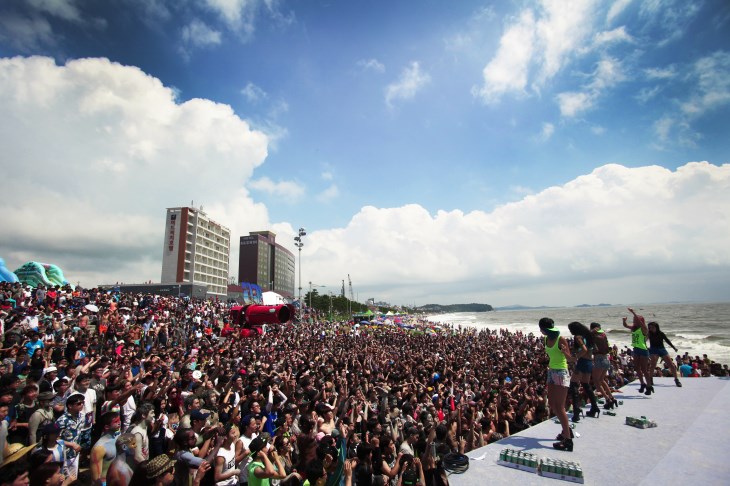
[238,231,295,299]
[161,207,230,297]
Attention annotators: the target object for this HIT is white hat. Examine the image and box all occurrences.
[43,366,58,374]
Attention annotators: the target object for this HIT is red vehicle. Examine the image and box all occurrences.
[228,304,294,337]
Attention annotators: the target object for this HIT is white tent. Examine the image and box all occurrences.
[262,291,287,305]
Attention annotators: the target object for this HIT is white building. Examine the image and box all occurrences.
[161,207,230,297]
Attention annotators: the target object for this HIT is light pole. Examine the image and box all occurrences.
[308,281,326,312]
[294,228,306,318]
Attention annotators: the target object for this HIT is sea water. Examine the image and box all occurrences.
[428,302,730,366]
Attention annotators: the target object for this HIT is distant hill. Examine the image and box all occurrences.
[494,304,554,311]
[417,303,493,313]
[574,303,613,308]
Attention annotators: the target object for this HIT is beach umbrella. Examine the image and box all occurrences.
[84,304,99,313]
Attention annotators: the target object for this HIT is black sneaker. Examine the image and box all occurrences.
[675,378,682,387]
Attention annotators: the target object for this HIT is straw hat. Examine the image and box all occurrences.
[3,442,37,465]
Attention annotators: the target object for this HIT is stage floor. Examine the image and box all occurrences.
[450,377,730,486]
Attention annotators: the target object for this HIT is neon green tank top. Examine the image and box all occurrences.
[632,327,647,349]
[545,335,568,370]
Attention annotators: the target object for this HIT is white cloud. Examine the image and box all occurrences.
[538,122,555,141]
[535,0,598,82]
[606,0,633,25]
[316,184,340,203]
[0,0,104,51]
[249,176,305,199]
[589,57,625,90]
[357,58,385,73]
[590,125,606,135]
[475,0,600,103]
[27,0,82,22]
[645,65,677,79]
[593,26,633,46]
[385,61,431,108]
[681,51,730,117]
[636,85,661,104]
[650,51,730,147]
[557,91,594,117]
[473,9,536,103]
[205,0,254,30]
[203,0,293,37]
[0,56,270,285]
[302,162,730,306]
[241,82,268,103]
[321,171,334,181]
[556,57,624,118]
[181,19,222,48]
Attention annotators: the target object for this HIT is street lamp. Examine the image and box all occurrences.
[294,228,306,318]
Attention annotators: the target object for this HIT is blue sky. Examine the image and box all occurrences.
[1,0,729,307]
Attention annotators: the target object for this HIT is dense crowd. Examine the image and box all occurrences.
[0,282,726,486]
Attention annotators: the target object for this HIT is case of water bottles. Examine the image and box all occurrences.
[626,415,657,429]
[538,458,585,483]
[497,448,538,473]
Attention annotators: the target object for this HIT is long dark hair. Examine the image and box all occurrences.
[568,321,594,348]
[647,321,661,334]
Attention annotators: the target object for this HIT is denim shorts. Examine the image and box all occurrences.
[575,357,594,374]
[594,354,610,370]
[547,369,571,387]
[633,347,650,358]
[648,347,668,357]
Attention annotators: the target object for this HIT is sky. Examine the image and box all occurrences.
[0,0,729,307]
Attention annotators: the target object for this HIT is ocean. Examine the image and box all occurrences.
[428,302,730,367]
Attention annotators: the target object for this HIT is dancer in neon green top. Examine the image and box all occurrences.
[539,317,574,452]
[623,307,653,395]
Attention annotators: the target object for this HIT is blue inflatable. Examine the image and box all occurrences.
[0,258,19,283]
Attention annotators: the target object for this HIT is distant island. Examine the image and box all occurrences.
[574,303,613,308]
[417,303,493,313]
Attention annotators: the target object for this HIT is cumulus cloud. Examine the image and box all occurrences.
[0,55,270,286]
[385,61,431,108]
[302,162,730,306]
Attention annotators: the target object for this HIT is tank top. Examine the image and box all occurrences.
[545,336,568,370]
[631,328,647,350]
[216,444,238,486]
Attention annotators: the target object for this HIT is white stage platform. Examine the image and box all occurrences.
[451,377,730,485]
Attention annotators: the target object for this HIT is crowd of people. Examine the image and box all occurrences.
[0,282,726,485]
